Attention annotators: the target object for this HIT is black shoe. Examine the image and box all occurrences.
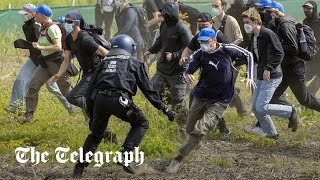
[73,163,86,178]
[117,158,136,174]
[103,131,119,145]
[267,134,279,140]
[20,112,34,124]
[289,107,299,132]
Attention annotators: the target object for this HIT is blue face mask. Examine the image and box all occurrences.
[64,23,74,33]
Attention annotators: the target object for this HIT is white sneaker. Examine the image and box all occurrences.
[243,126,266,137]
[166,159,181,174]
[250,112,255,117]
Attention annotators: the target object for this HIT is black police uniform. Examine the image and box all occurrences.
[82,48,166,158]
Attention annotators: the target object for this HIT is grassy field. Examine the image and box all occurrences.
[0,27,320,179]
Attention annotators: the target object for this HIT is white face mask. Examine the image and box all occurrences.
[212,7,221,17]
[244,23,254,34]
[228,0,235,4]
[201,43,212,52]
[64,23,74,33]
[22,14,32,22]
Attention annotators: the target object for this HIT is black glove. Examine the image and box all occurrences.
[162,106,175,122]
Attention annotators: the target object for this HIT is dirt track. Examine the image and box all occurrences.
[1,139,320,180]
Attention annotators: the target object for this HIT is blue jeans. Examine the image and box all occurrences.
[252,77,293,137]
[9,58,74,113]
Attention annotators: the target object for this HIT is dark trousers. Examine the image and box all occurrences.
[66,73,92,109]
[229,67,246,115]
[95,5,114,41]
[81,93,149,159]
[271,60,320,112]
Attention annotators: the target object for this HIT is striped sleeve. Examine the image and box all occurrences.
[222,44,254,80]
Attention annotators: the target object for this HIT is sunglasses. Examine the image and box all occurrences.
[65,19,80,24]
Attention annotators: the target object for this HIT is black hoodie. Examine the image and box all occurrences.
[148,2,193,75]
[303,1,320,47]
[275,16,301,67]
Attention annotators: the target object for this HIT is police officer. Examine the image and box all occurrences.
[73,34,174,178]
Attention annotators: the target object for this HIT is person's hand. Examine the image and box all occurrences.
[32,42,42,50]
[50,74,61,85]
[144,51,150,62]
[179,56,188,66]
[165,52,173,61]
[185,74,195,84]
[246,79,257,90]
[263,70,270,81]
[162,106,174,122]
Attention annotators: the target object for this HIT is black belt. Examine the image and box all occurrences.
[97,89,123,97]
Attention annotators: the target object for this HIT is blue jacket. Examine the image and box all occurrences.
[185,44,254,103]
[115,4,144,48]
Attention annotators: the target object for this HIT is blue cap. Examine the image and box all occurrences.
[57,16,65,23]
[197,28,216,41]
[268,1,284,13]
[255,0,272,7]
[32,4,52,17]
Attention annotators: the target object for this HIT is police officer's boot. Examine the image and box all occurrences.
[20,112,34,124]
[73,162,88,178]
[103,130,119,145]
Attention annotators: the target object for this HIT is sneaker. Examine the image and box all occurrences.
[289,107,299,132]
[5,106,23,115]
[243,126,266,137]
[166,159,181,174]
[250,112,255,117]
[267,134,279,140]
[20,112,34,124]
[73,163,86,178]
[116,159,136,174]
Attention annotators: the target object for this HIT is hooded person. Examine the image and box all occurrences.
[144,1,193,133]
[302,1,320,96]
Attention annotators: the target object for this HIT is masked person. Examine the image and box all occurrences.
[166,28,256,173]
[73,34,174,178]
[269,2,320,125]
[144,1,193,133]
[5,4,74,115]
[180,12,231,137]
[241,10,299,138]
[50,10,118,144]
[255,0,273,26]
[20,4,72,124]
[302,1,320,96]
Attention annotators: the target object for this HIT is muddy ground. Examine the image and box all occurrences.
[1,139,320,180]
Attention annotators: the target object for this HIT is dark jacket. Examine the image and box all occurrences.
[115,4,144,48]
[275,16,301,67]
[22,18,41,66]
[86,48,165,110]
[248,26,284,80]
[148,2,193,75]
[185,44,254,103]
[225,0,249,48]
[303,1,320,61]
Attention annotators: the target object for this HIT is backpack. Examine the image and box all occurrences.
[44,22,111,52]
[128,4,152,48]
[296,23,318,61]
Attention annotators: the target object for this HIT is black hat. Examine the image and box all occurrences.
[197,12,214,23]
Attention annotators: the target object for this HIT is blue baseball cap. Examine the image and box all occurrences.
[268,1,284,13]
[197,28,216,41]
[32,4,52,17]
[255,0,272,7]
